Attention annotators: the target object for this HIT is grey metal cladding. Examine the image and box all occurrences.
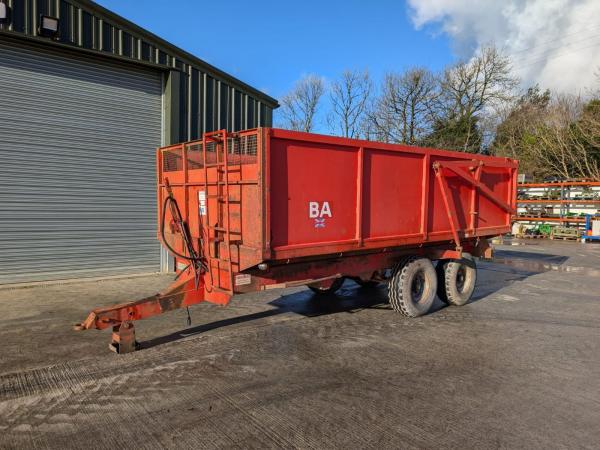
[1,0,277,141]
[0,40,163,283]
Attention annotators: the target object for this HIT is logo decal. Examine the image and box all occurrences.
[309,201,332,228]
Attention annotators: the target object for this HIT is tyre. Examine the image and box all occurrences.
[308,277,344,295]
[388,256,437,317]
[436,256,477,306]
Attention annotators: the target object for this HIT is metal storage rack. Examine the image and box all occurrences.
[515,180,600,234]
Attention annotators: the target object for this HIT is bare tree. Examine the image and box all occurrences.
[528,95,600,180]
[436,45,519,152]
[527,95,581,179]
[367,68,438,144]
[573,98,600,180]
[495,90,600,180]
[279,75,325,132]
[492,85,550,165]
[328,70,372,138]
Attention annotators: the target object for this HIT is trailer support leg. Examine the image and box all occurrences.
[109,321,137,354]
[74,267,232,354]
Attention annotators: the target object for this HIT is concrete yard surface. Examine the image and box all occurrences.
[0,240,599,449]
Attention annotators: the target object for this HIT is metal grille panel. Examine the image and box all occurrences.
[163,148,183,172]
[177,134,259,171]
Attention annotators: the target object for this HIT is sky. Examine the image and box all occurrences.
[96,0,600,103]
[409,0,600,95]
[94,0,454,100]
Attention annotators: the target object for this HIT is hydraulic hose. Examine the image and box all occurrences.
[160,195,199,262]
[160,194,212,290]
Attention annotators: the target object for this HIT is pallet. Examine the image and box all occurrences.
[550,235,580,241]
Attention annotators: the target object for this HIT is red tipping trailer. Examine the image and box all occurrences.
[76,128,518,352]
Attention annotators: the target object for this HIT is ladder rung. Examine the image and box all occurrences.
[208,238,242,244]
[204,135,223,143]
[208,238,242,245]
[210,257,231,264]
[208,226,241,234]
[204,180,258,186]
[206,195,240,203]
[205,163,225,168]
[222,181,253,185]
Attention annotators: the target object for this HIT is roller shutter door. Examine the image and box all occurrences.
[0,40,163,284]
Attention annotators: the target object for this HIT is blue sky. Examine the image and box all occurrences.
[96,0,454,101]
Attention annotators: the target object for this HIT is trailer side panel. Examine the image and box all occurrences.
[267,129,517,260]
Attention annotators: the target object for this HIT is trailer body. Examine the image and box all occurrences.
[158,128,516,292]
[76,128,518,352]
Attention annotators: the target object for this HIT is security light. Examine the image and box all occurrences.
[38,15,59,38]
[0,3,10,24]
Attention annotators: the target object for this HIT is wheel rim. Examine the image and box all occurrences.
[411,270,426,303]
[456,266,467,293]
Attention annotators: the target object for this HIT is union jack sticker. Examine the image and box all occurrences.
[314,218,326,228]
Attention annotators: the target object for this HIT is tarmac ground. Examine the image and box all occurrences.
[0,239,599,449]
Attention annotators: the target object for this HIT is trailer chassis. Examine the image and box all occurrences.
[74,239,492,353]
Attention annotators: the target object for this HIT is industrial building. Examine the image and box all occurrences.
[0,0,278,284]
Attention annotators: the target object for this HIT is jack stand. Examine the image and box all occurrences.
[74,269,231,354]
[108,321,137,354]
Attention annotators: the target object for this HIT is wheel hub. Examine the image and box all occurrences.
[456,266,466,293]
[411,271,425,302]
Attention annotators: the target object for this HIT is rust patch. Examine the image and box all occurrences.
[159,293,185,312]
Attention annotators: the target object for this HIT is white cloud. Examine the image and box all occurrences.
[407,0,600,94]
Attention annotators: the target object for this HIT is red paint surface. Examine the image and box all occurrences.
[270,138,358,248]
[157,128,517,264]
[267,129,517,259]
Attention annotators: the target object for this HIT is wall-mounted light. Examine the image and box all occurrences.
[0,2,11,25]
[38,15,59,38]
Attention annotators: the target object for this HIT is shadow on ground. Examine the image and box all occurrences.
[140,282,390,350]
[140,250,566,350]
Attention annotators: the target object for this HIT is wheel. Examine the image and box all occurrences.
[388,256,437,317]
[436,256,477,306]
[308,277,344,295]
